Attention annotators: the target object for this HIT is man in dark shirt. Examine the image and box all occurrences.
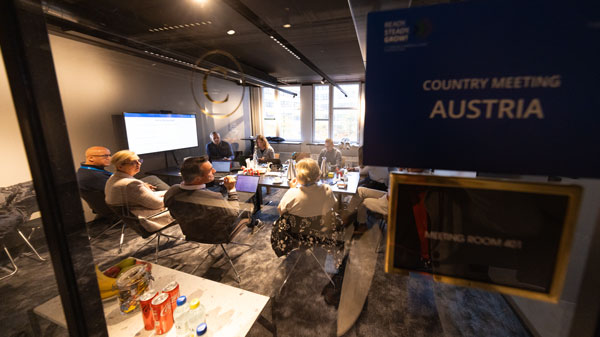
[76,146,113,193]
[205,132,234,161]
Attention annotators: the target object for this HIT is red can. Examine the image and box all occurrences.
[139,289,158,331]
[151,293,173,335]
[162,281,180,313]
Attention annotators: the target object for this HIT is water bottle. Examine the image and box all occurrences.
[173,296,190,336]
[188,298,206,335]
[196,322,208,336]
[252,145,259,167]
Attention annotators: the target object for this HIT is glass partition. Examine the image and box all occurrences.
[2,0,598,336]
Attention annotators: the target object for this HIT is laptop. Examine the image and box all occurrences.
[212,160,232,172]
[235,175,260,203]
[212,160,232,179]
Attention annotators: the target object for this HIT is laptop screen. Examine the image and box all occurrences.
[235,175,260,193]
[212,160,231,173]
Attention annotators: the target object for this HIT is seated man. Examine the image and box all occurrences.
[76,146,113,194]
[205,132,234,161]
[164,156,244,231]
[318,138,342,168]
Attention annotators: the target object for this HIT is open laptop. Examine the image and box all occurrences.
[235,175,260,203]
[212,160,232,179]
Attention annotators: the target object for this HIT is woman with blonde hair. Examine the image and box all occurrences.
[277,158,337,217]
[105,150,173,231]
[254,134,275,163]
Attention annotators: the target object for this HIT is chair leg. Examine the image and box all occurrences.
[0,245,18,280]
[90,220,123,242]
[278,251,303,295]
[155,234,161,263]
[220,244,241,284]
[16,230,46,262]
[230,241,254,249]
[308,249,335,287]
[131,234,157,256]
[118,222,126,254]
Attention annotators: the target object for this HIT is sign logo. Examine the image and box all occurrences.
[191,50,246,119]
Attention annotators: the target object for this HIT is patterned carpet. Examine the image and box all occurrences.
[2,187,531,336]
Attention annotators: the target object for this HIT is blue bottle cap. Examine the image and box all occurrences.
[196,323,207,336]
[176,296,187,306]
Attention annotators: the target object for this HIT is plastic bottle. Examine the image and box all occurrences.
[196,322,208,336]
[187,298,206,335]
[173,296,190,336]
[252,145,258,168]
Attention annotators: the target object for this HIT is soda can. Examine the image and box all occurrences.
[151,293,173,335]
[139,289,158,331]
[162,281,180,313]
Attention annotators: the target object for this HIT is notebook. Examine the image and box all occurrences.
[235,175,260,193]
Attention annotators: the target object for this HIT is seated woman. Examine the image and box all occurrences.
[273,158,344,266]
[105,150,173,232]
[254,134,275,163]
[278,158,337,217]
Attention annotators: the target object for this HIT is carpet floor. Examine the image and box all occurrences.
[1,188,531,337]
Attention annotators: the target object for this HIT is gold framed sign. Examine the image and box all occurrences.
[385,173,581,302]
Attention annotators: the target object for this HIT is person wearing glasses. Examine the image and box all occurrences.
[76,146,114,193]
[105,150,173,231]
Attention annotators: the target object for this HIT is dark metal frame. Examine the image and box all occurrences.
[0,0,107,336]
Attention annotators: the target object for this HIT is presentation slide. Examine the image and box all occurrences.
[124,113,198,155]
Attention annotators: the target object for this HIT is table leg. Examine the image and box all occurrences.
[255,186,263,211]
[257,314,277,337]
[28,308,42,336]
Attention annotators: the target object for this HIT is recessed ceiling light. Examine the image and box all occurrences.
[283,24,291,28]
[227,30,235,35]
[192,0,206,4]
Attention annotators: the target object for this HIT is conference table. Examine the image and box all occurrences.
[32,261,271,336]
[256,171,360,208]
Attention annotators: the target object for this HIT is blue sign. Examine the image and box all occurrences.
[364,0,600,177]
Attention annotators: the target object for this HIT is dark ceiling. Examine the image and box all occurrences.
[43,0,367,86]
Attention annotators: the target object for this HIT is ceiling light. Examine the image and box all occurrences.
[192,0,206,3]
[282,8,291,29]
[227,29,236,35]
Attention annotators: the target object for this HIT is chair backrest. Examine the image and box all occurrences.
[79,189,117,219]
[166,192,243,244]
[271,212,344,258]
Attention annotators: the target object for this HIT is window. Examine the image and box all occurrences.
[262,86,301,140]
[313,83,361,143]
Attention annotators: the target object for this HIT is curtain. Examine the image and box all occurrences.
[249,87,263,136]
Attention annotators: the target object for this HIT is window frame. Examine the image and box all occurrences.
[261,86,302,141]
[312,82,362,143]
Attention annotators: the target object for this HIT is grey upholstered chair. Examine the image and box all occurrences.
[166,193,253,283]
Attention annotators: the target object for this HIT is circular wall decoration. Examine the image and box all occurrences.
[191,50,246,119]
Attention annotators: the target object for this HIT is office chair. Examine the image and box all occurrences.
[109,205,180,263]
[166,192,255,283]
[271,212,351,294]
[80,189,126,250]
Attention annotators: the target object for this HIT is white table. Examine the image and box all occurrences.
[33,261,270,336]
